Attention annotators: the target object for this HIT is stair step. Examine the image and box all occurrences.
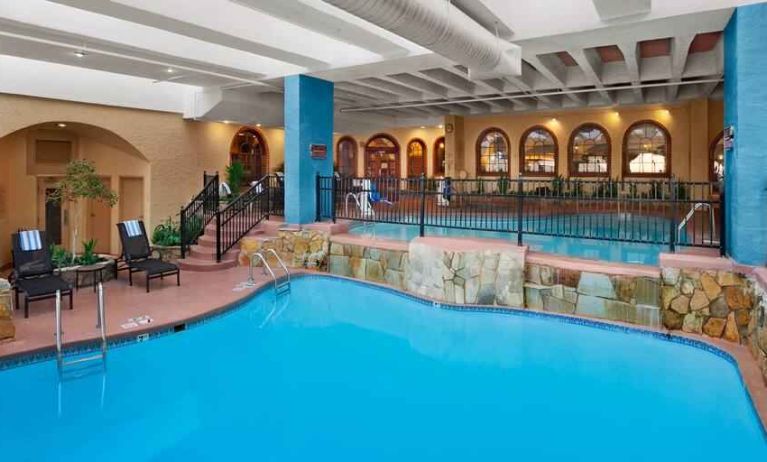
[189,246,238,261]
[177,257,238,272]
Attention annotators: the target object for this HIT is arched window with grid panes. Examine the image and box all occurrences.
[623,121,671,177]
[475,128,510,176]
[568,123,610,177]
[520,126,558,176]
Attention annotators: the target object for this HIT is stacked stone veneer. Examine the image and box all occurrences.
[660,269,753,342]
[0,278,14,341]
[748,281,767,384]
[524,263,661,327]
[328,241,409,290]
[239,228,329,269]
[407,239,525,306]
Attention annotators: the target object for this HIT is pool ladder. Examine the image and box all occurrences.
[248,248,290,295]
[55,282,108,376]
[677,202,719,245]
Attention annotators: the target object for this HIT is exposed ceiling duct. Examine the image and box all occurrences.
[321,0,521,80]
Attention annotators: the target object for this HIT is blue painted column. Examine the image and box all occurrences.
[724,4,767,265]
[283,74,334,224]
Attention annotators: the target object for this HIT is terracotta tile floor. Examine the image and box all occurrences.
[0,265,270,359]
[1,266,765,431]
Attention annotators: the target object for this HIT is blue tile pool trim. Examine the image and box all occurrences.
[0,272,764,438]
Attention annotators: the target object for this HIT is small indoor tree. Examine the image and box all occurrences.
[48,160,118,263]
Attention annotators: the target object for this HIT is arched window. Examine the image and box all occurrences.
[406,138,426,177]
[710,130,724,182]
[336,136,357,177]
[433,136,446,177]
[520,126,558,176]
[229,127,268,185]
[365,134,399,177]
[475,128,510,175]
[623,121,670,177]
[568,123,610,176]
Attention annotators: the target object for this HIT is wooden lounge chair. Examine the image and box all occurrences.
[116,220,180,293]
[11,230,73,318]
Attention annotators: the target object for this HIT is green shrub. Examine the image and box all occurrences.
[77,239,100,266]
[50,245,72,269]
[497,176,510,195]
[226,161,245,194]
[152,217,181,246]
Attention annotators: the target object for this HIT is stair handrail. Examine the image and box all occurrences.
[180,172,219,258]
[216,175,271,261]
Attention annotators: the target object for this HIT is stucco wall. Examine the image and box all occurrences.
[0,94,286,266]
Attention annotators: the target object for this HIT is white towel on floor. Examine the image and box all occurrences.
[19,230,42,251]
[123,220,142,237]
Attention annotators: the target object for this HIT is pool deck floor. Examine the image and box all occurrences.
[0,265,765,432]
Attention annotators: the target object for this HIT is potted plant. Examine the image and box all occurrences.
[224,160,245,204]
[47,160,118,264]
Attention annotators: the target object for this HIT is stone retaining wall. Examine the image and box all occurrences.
[239,229,329,269]
[524,263,661,327]
[0,279,14,341]
[748,282,767,384]
[328,241,408,290]
[660,269,753,342]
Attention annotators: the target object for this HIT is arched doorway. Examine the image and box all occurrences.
[229,127,269,185]
[406,138,426,177]
[0,121,148,261]
[710,130,724,182]
[336,136,357,176]
[433,136,446,177]
[365,134,399,177]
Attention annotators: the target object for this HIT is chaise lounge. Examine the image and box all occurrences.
[11,230,73,318]
[117,220,180,293]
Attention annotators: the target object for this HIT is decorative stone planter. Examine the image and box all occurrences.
[0,278,15,341]
[239,228,329,269]
[152,245,182,263]
[55,258,117,287]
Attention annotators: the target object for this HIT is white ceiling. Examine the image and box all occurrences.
[0,0,758,132]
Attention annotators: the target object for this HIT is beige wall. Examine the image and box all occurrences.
[0,94,285,266]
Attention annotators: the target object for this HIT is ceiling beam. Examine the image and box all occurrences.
[387,73,450,98]
[525,55,586,105]
[667,35,695,101]
[569,48,613,104]
[618,41,644,103]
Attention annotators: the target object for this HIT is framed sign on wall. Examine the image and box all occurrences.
[310,144,327,159]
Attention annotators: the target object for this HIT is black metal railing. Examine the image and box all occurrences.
[267,173,285,217]
[318,175,724,253]
[180,172,219,258]
[215,176,271,261]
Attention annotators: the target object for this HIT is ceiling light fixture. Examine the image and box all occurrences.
[73,50,87,58]
[420,125,426,129]
[256,123,262,127]
[438,124,444,129]
[166,67,174,74]
[222,120,231,124]
[57,123,67,128]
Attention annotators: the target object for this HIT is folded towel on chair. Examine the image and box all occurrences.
[123,220,143,237]
[19,230,42,251]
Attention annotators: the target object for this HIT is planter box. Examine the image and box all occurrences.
[152,245,182,263]
[55,258,116,287]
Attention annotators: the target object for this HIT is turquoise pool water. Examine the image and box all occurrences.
[1,276,764,460]
[349,214,671,265]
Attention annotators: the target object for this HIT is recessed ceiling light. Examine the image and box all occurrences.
[222,120,231,124]
[73,50,86,58]
[256,123,262,127]
[166,67,174,74]
[57,123,67,128]
[420,125,426,129]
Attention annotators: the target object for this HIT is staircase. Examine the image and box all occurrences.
[176,174,281,272]
[177,220,265,271]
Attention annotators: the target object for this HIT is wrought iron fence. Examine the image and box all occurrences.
[317,175,724,253]
[216,177,271,260]
[180,172,219,258]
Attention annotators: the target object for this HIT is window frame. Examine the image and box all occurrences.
[406,138,427,177]
[709,130,724,182]
[622,120,672,178]
[364,133,400,178]
[567,123,611,178]
[519,125,559,177]
[474,127,511,177]
[229,126,269,184]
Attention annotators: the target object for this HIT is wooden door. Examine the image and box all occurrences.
[120,177,144,222]
[88,177,112,254]
[37,177,67,248]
